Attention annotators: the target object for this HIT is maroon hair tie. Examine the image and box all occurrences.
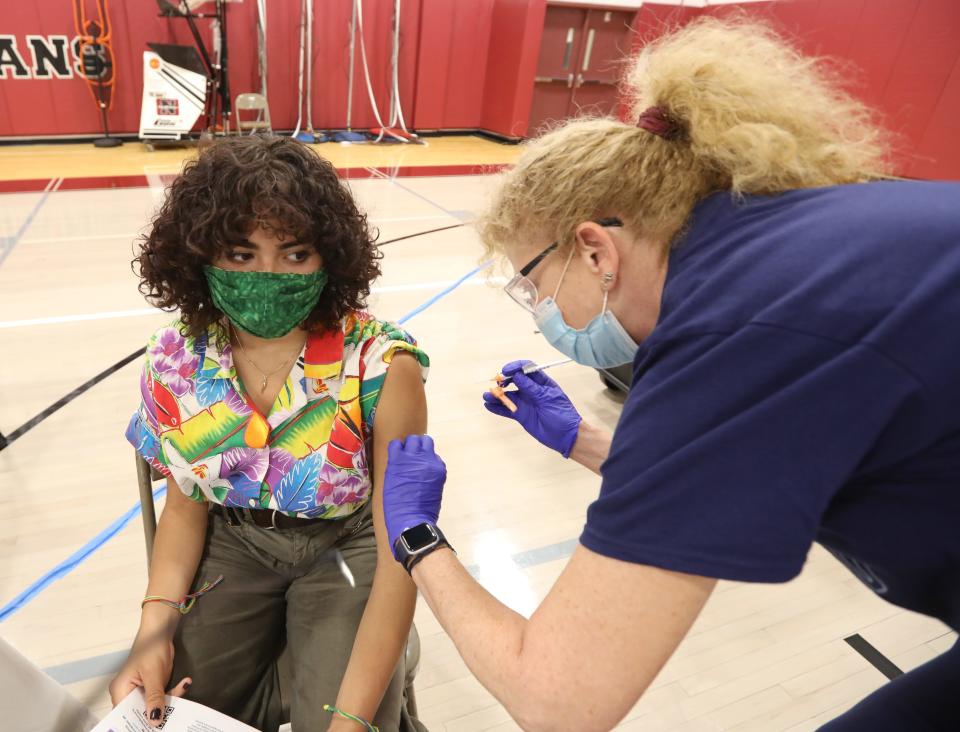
[637,106,681,140]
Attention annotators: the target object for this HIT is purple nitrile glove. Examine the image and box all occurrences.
[383,434,447,561]
[483,359,582,458]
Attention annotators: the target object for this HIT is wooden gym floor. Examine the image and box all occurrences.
[0,135,520,182]
[0,134,954,730]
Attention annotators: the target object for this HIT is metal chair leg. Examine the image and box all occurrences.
[135,453,158,566]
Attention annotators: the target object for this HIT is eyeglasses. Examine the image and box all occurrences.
[503,218,623,313]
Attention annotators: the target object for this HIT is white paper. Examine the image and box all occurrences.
[92,689,258,732]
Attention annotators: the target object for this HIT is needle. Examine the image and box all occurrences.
[499,358,574,386]
[522,358,573,375]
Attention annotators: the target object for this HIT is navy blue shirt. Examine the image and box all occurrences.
[582,181,960,630]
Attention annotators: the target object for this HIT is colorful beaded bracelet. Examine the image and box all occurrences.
[323,704,379,731]
[141,575,224,615]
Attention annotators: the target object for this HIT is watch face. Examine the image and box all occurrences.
[401,524,439,553]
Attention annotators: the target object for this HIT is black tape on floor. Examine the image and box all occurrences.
[0,348,143,452]
[845,633,904,680]
[377,223,465,246]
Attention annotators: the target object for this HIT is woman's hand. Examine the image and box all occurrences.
[483,360,583,457]
[109,612,191,726]
[382,435,447,558]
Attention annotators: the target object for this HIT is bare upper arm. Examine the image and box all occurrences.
[369,352,428,556]
[162,477,207,517]
[520,545,716,730]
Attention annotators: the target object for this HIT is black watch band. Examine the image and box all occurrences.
[404,540,452,574]
[394,523,453,574]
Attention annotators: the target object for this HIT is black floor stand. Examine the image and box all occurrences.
[92,58,122,148]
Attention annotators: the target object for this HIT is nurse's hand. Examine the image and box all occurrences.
[383,435,447,560]
[483,360,582,458]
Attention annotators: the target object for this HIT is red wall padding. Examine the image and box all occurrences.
[0,0,419,137]
[1,0,958,180]
[414,0,495,130]
[743,0,960,179]
[631,0,960,179]
[481,0,547,138]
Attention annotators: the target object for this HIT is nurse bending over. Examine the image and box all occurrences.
[384,18,960,732]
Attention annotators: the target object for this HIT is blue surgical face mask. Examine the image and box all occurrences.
[532,248,638,368]
[534,292,639,368]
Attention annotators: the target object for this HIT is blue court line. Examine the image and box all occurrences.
[1,261,491,623]
[44,649,131,686]
[0,178,58,268]
[42,537,581,684]
[0,485,167,623]
[398,261,493,325]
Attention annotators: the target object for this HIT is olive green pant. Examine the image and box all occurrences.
[170,503,407,732]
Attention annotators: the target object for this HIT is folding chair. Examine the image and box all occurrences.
[134,452,163,567]
[234,93,273,135]
[134,452,421,721]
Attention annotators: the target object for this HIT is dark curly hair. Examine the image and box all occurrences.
[135,135,381,337]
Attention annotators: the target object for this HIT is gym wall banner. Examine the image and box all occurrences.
[0,34,89,81]
[0,0,211,139]
[0,27,128,138]
[4,5,185,139]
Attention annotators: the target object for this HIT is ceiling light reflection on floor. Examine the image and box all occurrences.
[472,533,538,617]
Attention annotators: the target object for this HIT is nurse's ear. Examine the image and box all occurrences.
[573,221,621,289]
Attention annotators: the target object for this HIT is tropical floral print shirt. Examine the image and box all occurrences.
[126,313,429,519]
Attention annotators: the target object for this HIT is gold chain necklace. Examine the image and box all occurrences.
[229,323,306,393]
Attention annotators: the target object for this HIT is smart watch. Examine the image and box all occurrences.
[394,523,452,573]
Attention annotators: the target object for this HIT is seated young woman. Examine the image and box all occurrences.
[111,135,429,732]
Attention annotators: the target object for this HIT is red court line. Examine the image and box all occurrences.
[0,179,51,193]
[58,174,153,191]
[0,163,508,194]
[352,163,508,178]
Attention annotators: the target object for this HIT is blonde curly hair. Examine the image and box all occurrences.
[477,16,891,258]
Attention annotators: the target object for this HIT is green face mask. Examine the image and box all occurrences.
[204,265,329,339]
